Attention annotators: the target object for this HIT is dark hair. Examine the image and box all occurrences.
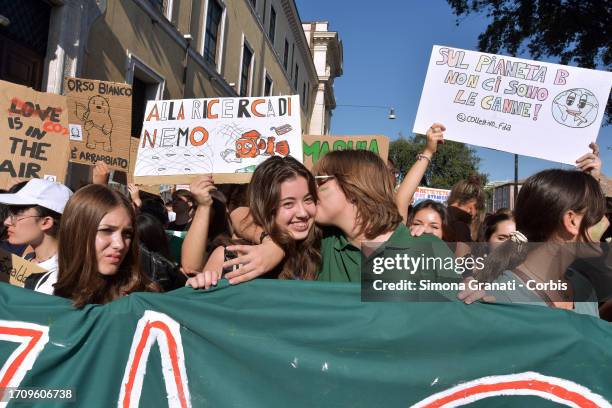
[448,175,485,210]
[478,208,514,242]
[313,150,403,239]
[172,189,196,207]
[136,213,185,291]
[136,213,172,260]
[247,155,321,280]
[477,170,605,282]
[208,197,231,251]
[407,200,450,240]
[140,197,169,225]
[8,181,28,194]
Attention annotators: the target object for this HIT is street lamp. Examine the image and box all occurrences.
[514,153,518,207]
[335,104,397,120]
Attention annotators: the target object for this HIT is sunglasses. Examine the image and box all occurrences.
[6,214,43,224]
[314,175,336,187]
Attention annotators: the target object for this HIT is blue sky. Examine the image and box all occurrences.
[295,0,611,182]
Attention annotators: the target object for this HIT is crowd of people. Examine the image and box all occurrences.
[1,123,610,319]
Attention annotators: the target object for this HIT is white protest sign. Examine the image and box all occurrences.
[134,95,302,184]
[413,45,612,164]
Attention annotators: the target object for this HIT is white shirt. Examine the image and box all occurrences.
[33,255,59,295]
[167,211,177,223]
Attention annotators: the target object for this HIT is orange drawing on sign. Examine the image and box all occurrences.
[235,130,290,159]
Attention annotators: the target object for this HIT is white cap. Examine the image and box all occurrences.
[0,179,73,214]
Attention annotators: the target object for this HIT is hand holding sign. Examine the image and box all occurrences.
[92,161,110,185]
[190,175,216,207]
[414,46,612,164]
[425,123,446,156]
[575,142,602,178]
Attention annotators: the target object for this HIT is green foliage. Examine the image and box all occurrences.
[447,0,612,124]
[389,136,487,189]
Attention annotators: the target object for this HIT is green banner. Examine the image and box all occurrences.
[0,280,611,407]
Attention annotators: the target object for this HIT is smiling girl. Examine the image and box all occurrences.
[54,184,158,308]
[408,200,449,240]
[186,155,320,288]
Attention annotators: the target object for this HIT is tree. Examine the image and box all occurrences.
[447,0,612,123]
[389,135,487,189]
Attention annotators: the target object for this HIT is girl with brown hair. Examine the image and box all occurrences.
[54,184,158,308]
[313,149,458,282]
[476,169,608,316]
[446,175,485,243]
[218,149,488,303]
[185,155,320,288]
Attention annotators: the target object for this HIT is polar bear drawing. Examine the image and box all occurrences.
[75,95,114,152]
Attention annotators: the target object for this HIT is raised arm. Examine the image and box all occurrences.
[92,161,110,185]
[395,123,445,223]
[180,175,215,272]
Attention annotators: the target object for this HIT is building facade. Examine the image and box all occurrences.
[302,21,342,135]
[0,0,320,135]
[485,180,523,212]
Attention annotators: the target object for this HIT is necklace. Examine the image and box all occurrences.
[518,264,573,303]
[34,254,55,264]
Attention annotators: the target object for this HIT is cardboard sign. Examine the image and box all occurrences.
[64,77,132,172]
[134,96,302,184]
[413,45,612,164]
[302,135,389,170]
[411,186,451,205]
[0,247,47,287]
[128,137,138,183]
[0,80,70,189]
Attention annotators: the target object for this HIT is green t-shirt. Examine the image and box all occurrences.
[316,224,457,283]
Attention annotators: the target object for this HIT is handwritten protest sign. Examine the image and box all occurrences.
[134,95,302,184]
[411,186,451,205]
[302,135,389,170]
[0,247,47,287]
[0,80,70,189]
[128,137,138,183]
[64,77,132,172]
[414,45,612,164]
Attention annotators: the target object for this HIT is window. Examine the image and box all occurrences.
[290,43,295,76]
[240,41,254,97]
[203,0,223,65]
[148,0,172,20]
[293,64,299,90]
[131,77,148,137]
[268,6,276,44]
[264,74,273,96]
[126,53,165,137]
[283,39,289,70]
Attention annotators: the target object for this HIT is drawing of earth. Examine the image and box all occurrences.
[551,88,599,128]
